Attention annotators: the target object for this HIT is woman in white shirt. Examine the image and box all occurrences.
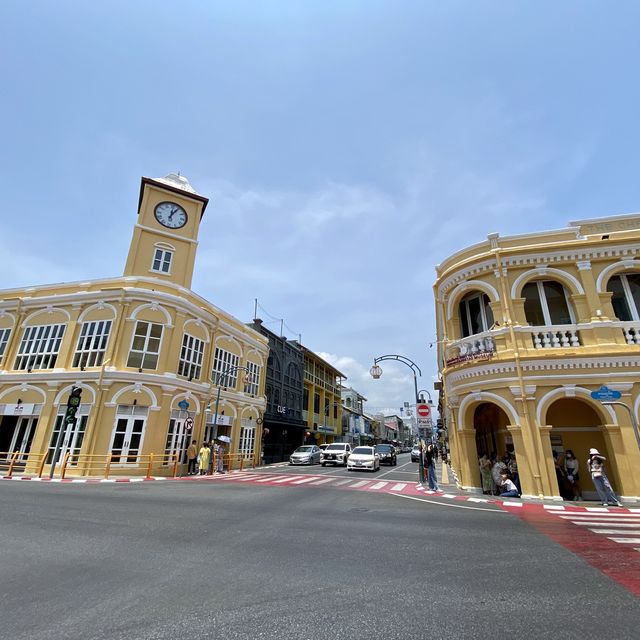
[499,470,520,498]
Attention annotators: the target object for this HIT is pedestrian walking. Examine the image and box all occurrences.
[479,452,493,495]
[198,442,210,476]
[498,470,520,498]
[425,444,439,491]
[186,439,198,475]
[216,442,226,474]
[563,449,583,501]
[587,448,623,507]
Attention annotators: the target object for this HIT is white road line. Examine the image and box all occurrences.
[629,508,640,513]
[391,483,407,491]
[71,479,87,483]
[543,505,565,510]
[238,475,266,482]
[369,482,389,490]
[589,529,640,535]
[291,477,320,485]
[272,476,304,484]
[334,479,353,486]
[309,478,334,485]
[558,513,640,518]
[391,493,508,513]
[350,481,369,488]
[607,537,640,544]
[501,502,523,507]
[568,521,640,527]
[255,476,283,483]
[468,498,489,503]
[585,507,610,512]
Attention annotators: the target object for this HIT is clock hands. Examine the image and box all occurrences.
[168,207,177,221]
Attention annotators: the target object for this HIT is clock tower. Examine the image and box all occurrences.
[124,173,209,290]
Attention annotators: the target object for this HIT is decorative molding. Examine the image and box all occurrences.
[22,306,71,327]
[595,258,640,293]
[457,391,520,428]
[576,260,592,271]
[510,266,584,299]
[78,301,118,323]
[446,279,501,320]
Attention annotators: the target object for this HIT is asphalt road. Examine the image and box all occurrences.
[1,464,639,640]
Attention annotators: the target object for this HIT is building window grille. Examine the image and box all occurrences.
[212,347,239,387]
[243,361,260,396]
[72,320,112,368]
[523,280,574,326]
[607,273,640,322]
[151,248,172,274]
[0,328,10,364]
[177,334,204,380]
[459,292,494,338]
[126,321,163,370]
[15,323,66,370]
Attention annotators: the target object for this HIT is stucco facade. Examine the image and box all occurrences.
[0,173,268,477]
[435,213,640,501]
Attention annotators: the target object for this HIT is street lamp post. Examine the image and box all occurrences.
[370,354,423,484]
[205,364,252,462]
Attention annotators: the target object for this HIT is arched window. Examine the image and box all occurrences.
[458,292,494,337]
[523,280,574,326]
[607,273,640,321]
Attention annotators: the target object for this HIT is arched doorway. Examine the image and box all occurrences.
[473,402,511,459]
[546,398,619,501]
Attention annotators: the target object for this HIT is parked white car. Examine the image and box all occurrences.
[320,442,352,467]
[347,446,380,472]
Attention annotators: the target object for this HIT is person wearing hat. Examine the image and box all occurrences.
[587,448,623,507]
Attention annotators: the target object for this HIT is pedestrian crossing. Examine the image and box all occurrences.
[189,471,425,497]
[552,510,640,552]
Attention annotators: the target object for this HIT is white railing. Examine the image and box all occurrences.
[617,321,640,345]
[445,331,496,366]
[530,326,581,349]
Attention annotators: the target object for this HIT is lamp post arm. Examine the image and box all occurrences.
[373,355,422,378]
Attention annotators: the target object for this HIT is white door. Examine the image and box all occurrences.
[110,416,146,464]
[47,412,88,466]
[165,411,193,464]
[8,416,38,456]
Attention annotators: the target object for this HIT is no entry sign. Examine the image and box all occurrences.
[416,403,431,418]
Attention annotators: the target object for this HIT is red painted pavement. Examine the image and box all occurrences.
[503,504,640,597]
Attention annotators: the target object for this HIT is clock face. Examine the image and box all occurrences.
[154,202,187,229]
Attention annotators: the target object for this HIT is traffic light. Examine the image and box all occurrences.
[65,387,82,425]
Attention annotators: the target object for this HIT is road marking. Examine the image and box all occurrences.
[543,505,565,510]
[309,478,334,485]
[568,521,640,527]
[607,537,640,544]
[391,493,507,513]
[334,479,353,486]
[585,507,610,512]
[391,483,407,491]
[370,482,388,490]
[291,477,320,485]
[590,529,640,535]
[255,476,283,483]
[501,501,523,507]
[468,498,489,503]
[558,513,640,519]
[272,476,303,484]
[350,481,369,488]
[239,475,267,482]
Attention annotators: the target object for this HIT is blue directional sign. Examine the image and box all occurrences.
[590,385,621,401]
[178,399,190,410]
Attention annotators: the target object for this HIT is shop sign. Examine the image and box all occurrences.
[318,425,334,433]
[445,351,493,367]
[3,403,35,416]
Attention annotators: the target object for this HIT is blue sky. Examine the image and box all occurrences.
[1,1,640,412]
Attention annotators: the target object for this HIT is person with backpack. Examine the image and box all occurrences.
[587,448,622,507]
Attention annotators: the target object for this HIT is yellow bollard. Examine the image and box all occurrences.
[104,453,113,479]
[37,453,47,478]
[146,453,154,479]
[240,455,244,471]
[172,453,179,478]
[60,452,71,480]
[6,450,19,478]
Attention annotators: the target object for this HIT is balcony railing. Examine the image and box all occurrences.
[530,325,581,349]
[617,321,640,345]
[445,331,496,367]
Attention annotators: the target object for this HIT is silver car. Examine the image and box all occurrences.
[289,445,321,465]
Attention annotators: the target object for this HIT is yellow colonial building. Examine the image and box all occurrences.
[435,213,640,501]
[0,173,268,477]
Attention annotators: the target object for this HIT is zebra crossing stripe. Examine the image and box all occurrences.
[350,481,369,488]
[272,476,303,483]
[309,478,334,485]
[391,483,407,491]
[291,477,320,485]
[607,537,640,544]
[369,482,388,490]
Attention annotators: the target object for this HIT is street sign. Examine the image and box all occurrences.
[185,417,194,431]
[178,400,190,410]
[591,385,622,401]
[416,403,431,418]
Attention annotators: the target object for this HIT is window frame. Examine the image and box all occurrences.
[524,280,575,326]
[72,319,112,368]
[151,247,173,274]
[459,292,494,338]
[126,320,164,370]
[243,361,261,396]
[0,327,11,364]
[608,273,640,322]
[212,347,240,388]
[177,333,205,380]
[14,323,66,371]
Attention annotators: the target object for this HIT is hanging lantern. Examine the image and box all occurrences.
[369,364,383,379]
